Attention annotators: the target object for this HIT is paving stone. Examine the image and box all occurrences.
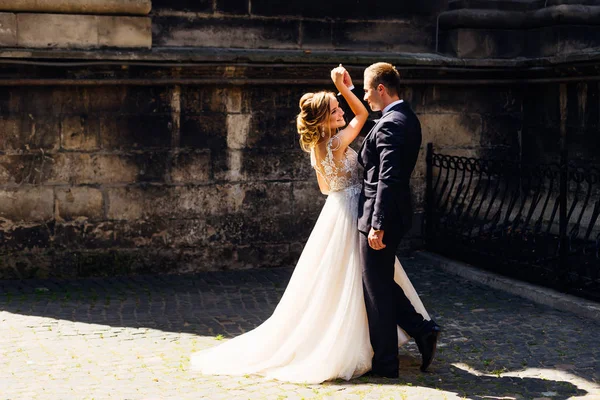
[0,258,598,399]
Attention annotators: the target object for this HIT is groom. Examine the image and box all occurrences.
[343,62,441,378]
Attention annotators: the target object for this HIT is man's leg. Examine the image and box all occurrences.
[360,232,399,377]
[393,282,432,337]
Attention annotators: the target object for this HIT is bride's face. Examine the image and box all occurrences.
[327,96,346,131]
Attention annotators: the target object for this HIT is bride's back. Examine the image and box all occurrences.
[311,136,361,194]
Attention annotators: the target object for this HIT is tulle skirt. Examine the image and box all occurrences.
[190,185,429,384]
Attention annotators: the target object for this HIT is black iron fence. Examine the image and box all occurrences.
[425,143,600,302]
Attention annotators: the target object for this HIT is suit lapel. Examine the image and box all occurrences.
[358,102,406,158]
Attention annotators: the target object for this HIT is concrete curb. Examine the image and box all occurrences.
[414,250,600,322]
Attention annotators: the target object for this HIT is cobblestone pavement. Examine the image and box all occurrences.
[1,255,599,400]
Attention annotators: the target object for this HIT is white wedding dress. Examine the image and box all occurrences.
[190,137,430,384]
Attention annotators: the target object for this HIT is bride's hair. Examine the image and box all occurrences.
[296,91,333,152]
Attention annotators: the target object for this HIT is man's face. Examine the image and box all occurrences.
[363,73,382,112]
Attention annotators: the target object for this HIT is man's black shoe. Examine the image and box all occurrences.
[415,324,441,372]
[362,368,399,379]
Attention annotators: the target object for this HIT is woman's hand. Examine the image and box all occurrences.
[330,64,346,89]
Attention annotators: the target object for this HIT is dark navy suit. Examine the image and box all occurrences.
[344,88,431,375]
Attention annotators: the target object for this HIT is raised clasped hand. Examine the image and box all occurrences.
[330,64,346,87]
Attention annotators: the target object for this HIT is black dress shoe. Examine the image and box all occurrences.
[415,324,441,372]
[363,368,399,379]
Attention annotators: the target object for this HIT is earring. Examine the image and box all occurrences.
[321,127,325,137]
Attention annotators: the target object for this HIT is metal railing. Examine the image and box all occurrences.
[425,143,600,302]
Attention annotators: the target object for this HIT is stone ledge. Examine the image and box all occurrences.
[415,251,600,322]
[2,46,600,70]
[0,0,151,15]
[440,5,600,29]
[13,13,151,49]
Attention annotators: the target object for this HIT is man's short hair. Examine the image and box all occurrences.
[365,62,401,97]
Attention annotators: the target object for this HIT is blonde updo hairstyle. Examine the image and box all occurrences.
[297,91,335,152]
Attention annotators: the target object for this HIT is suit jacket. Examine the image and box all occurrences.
[357,101,422,236]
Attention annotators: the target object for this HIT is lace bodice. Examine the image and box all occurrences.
[310,136,361,193]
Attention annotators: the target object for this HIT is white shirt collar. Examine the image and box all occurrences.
[383,99,404,114]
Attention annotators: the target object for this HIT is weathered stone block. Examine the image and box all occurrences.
[100,115,172,149]
[247,214,300,243]
[17,13,98,48]
[151,0,212,12]
[301,20,333,49]
[153,16,300,49]
[412,149,428,180]
[212,149,306,182]
[107,186,206,220]
[481,114,522,148]
[248,87,303,113]
[0,0,152,15]
[409,86,523,115]
[0,154,55,185]
[251,0,444,18]
[180,114,227,149]
[84,87,127,113]
[204,214,250,245]
[0,12,16,46]
[333,21,433,52]
[237,243,291,268]
[0,223,52,252]
[291,181,326,238]
[182,87,231,114]
[0,116,60,150]
[419,113,482,148]
[239,182,293,216]
[61,116,100,150]
[523,84,560,128]
[457,28,526,58]
[153,219,207,248]
[226,114,251,149]
[121,87,174,115]
[49,154,139,184]
[216,0,248,14]
[171,151,211,183]
[56,187,104,221]
[54,221,117,250]
[15,86,83,116]
[98,16,151,48]
[0,187,53,222]
[248,112,296,149]
[17,13,151,49]
[106,186,151,220]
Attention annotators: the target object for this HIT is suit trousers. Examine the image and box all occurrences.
[359,230,430,373]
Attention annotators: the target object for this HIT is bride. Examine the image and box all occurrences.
[190,65,430,384]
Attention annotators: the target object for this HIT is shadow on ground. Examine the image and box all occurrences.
[1,259,598,398]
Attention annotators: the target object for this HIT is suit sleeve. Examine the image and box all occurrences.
[372,120,405,231]
[338,86,375,137]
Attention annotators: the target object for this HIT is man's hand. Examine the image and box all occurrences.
[368,228,386,250]
[343,69,354,88]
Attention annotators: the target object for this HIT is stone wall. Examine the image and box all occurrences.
[0,57,524,278]
[523,81,600,166]
[0,82,323,278]
[438,1,600,58]
[0,0,151,49]
[2,0,599,278]
[151,0,446,53]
